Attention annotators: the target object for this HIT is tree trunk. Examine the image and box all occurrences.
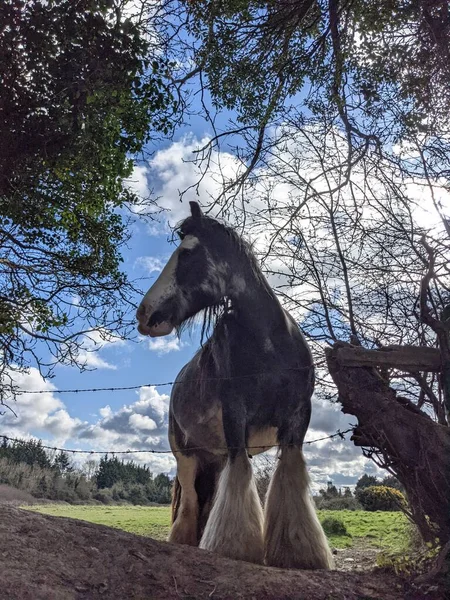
[325,342,450,543]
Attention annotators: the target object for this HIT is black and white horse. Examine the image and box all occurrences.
[136,202,333,569]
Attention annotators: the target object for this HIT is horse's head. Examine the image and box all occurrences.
[136,202,230,337]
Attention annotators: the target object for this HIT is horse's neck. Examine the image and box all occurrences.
[227,271,286,343]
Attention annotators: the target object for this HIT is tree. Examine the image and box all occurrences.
[355,475,379,492]
[319,481,339,499]
[343,487,352,498]
[96,455,152,489]
[0,438,52,469]
[0,0,174,402]
[382,476,405,494]
[53,451,74,474]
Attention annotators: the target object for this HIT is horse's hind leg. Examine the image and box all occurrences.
[264,444,334,569]
[169,451,199,546]
[199,450,264,563]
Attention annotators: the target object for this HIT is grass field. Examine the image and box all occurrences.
[317,510,410,552]
[25,504,411,553]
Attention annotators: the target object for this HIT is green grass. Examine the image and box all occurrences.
[24,505,410,553]
[317,509,411,552]
[25,504,171,540]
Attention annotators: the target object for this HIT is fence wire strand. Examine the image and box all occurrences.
[7,365,323,396]
[0,428,354,456]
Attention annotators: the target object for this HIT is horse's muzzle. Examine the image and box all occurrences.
[136,304,174,337]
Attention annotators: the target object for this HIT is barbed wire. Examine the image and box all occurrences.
[9,366,319,396]
[0,428,354,456]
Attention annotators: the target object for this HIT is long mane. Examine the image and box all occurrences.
[174,214,270,343]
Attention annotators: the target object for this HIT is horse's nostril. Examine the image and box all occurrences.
[136,304,146,320]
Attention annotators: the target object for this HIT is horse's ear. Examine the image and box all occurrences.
[189,201,203,219]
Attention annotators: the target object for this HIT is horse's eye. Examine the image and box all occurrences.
[177,231,185,240]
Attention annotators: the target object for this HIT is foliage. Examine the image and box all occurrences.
[96,456,152,489]
[0,437,52,469]
[0,437,172,504]
[315,495,361,511]
[94,456,172,503]
[0,437,73,473]
[355,474,380,491]
[314,480,361,510]
[0,457,95,502]
[381,476,405,494]
[376,538,442,577]
[357,486,407,512]
[180,0,450,136]
[0,0,175,400]
[320,516,349,537]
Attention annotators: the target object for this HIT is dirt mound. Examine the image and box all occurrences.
[0,506,443,599]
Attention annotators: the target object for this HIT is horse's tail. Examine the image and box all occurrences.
[171,475,182,525]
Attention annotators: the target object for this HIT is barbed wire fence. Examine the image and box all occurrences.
[8,365,322,397]
[1,366,354,482]
[0,428,354,457]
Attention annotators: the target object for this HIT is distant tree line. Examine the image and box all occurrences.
[0,437,172,505]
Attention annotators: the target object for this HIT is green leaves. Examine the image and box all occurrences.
[0,0,176,386]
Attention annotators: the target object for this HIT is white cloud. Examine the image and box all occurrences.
[129,413,158,431]
[125,164,150,199]
[99,405,113,419]
[148,135,243,227]
[0,368,84,446]
[77,329,127,371]
[0,372,176,474]
[135,255,165,274]
[147,334,186,356]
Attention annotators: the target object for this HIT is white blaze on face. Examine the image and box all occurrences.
[136,235,200,337]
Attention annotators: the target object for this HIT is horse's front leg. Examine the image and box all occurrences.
[199,402,264,564]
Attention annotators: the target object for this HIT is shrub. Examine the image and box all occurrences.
[314,495,362,511]
[93,489,113,504]
[320,516,350,536]
[128,484,148,506]
[357,485,406,511]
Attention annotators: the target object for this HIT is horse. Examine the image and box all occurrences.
[136,201,333,569]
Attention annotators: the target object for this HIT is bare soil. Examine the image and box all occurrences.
[0,505,445,600]
[333,540,381,572]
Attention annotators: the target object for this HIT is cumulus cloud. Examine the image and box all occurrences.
[146,334,186,356]
[125,164,150,200]
[129,413,158,431]
[77,329,127,370]
[0,370,176,474]
[135,255,165,274]
[0,368,84,446]
[72,386,176,473]
[147,135,243,227]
